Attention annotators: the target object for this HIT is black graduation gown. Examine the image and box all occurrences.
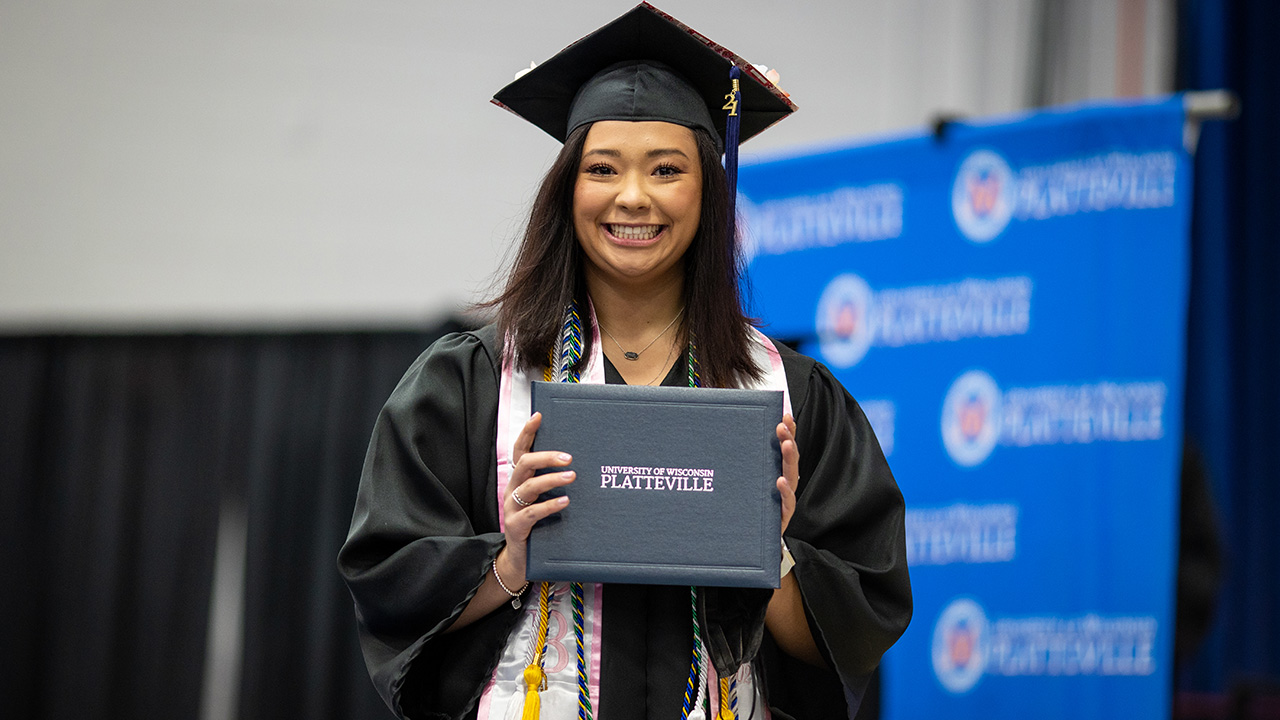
[337,325,912,720]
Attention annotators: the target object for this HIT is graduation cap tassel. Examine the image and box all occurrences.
[723,65,742,245]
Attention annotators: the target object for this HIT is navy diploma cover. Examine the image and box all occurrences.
[527,381,784,588]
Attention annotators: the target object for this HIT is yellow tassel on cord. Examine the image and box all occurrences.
[718,677,736,720]
[521,665,545,720]
[521,582,552,720]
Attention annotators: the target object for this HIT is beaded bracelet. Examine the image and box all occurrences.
[492,557,530,609]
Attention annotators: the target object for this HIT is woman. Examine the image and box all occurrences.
[338,5,911,719]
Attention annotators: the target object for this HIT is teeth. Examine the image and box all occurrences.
[608,224,662,240]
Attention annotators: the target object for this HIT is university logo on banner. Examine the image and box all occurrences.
[815,275,1033,369]
[815,273,875,367]
[952,150,1015,242]
[933,598,989,693]
[951,147,1179,244]
[941,370,1002,467]
[931,597,1159,695]
[941,369,1167,467]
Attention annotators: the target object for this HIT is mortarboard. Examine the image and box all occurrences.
[492,2,795,148]
[491,2,797,233]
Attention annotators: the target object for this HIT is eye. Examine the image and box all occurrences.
[585,163,615,176]
[654,163,684,177]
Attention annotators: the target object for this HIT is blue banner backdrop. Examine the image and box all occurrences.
[739,98,1191,718]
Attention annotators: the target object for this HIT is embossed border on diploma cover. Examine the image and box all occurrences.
[528,381,783,588]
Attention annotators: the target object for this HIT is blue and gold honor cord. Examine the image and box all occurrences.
[526,303,594,720]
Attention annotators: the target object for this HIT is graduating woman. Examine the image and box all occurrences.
[338,5,911,719]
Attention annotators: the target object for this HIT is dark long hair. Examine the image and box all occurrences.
[481,123,763,388]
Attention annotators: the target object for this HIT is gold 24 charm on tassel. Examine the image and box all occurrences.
[722,78,740,116]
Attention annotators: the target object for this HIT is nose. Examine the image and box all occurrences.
[614,170,650,211]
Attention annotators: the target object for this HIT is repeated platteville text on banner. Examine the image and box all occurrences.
[739,97,1190,719]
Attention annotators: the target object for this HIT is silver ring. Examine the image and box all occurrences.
[512,487,533,507]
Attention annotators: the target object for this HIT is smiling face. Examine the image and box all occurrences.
[573,121,703,292]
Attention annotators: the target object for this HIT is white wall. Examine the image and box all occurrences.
[0,1,1169,330]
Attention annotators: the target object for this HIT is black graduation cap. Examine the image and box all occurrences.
[491,2,797,150]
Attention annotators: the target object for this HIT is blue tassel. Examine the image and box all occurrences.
[724,65,742,245]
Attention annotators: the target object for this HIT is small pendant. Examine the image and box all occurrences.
[624,351,639,361]
[511,597,522,610]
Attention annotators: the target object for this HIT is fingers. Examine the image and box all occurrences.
[508,493,571,531]
[511,412,543,465]
[777,414,799,535]
[777,413,799,488]
[510,468,576,507]
[511,450,574,488]
[778,475,797,534]
[506,446,575,547]
[510,413,574,490]
[505,481,572,546]
[506,413,576,545]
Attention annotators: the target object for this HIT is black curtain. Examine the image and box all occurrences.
[1,323,462,720]
[2,336,230,718]
[235,330,461,720]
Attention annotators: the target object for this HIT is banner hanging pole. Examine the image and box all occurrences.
[1183,89,1240,152]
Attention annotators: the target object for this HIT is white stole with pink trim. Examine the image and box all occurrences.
[478,314,790,720]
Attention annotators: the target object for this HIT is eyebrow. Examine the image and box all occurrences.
[582,148,692,160]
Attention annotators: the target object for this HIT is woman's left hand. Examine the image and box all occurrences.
[767,412,826,666]
[777,413,799,535]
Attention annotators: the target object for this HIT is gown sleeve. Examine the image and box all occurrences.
[765,345,913,716]
[337,328,518,720]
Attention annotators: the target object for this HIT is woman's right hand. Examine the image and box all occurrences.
[496,412,575,585]
[447,412,574,632]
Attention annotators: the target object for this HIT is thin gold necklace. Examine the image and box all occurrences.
[599,307,684,361]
